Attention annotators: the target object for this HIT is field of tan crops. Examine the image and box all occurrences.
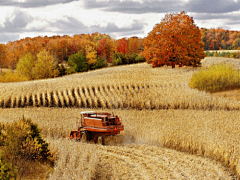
[1,57,240,179]
[0,107,238,179]
[1,60,240,110]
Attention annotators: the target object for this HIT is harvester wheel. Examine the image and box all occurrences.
[97,136,104,145]
[81,132,87,143]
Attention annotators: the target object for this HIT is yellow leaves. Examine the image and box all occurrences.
[85,44,97,65]
[34,49,59,79]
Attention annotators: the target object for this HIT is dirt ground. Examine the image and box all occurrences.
[210,88,240,101]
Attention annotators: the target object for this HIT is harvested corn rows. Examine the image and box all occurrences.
[0,63,239,110]
[0,108,237,179]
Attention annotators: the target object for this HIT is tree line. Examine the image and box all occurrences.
[0,33,145,80]
[200,28,240,50]
[0,27,239,70]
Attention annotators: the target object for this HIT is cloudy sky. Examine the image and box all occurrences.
[0,0,240,44]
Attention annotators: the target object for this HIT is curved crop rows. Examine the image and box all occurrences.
[96,144,234,179]
[1,82,240,110]
[0,107,240,179]
[1,62,240,110]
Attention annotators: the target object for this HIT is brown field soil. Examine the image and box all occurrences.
[210,89,240,101]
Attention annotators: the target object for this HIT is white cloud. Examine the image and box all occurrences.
[0,0,240,44]
[0,7,15,27]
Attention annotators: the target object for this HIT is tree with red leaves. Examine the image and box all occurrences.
[97,38,112,63]
[143,11,205,68]
[117,38,129,55]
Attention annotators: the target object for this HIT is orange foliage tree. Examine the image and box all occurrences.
[128,37,140,54]
[117,38,129,55]
[97,38,113,63]
[0,44,6,72]
[143,11,205,68]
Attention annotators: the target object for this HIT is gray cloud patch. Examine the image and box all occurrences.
[0,10,33,33]
[0,33,20,44]
[53,16,146,35]
[185,0,240,13]
[191,12,240,28]
[225,20,240,26]
[0,0,78,8]
[193,13,240,20]
[84,0,185,14]
[0,15,146,43]
[52,17,92,33]
[83,0,240,14]
[100,20,146,33]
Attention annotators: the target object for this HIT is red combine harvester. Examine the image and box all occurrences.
[69,111,124,145]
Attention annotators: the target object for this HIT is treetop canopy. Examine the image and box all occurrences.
[143,11,205,68]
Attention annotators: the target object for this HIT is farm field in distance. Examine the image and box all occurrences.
[205,50,240,54]
[0,57,240,179]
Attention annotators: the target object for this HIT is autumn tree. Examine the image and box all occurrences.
[0,44,6,73]
[143,11,205,68]
[16,53,35,80]
[6,42,19,70]
[67,40,78,57]
[67,52,88,74]
[85,42,97,65]
[233,38,240,49]
[128,37,140,54]
[34,49,59,79]
[97,38,112,63]
[117,38,129,55]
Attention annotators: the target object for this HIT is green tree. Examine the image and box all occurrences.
[34,49,59,79]
[135,54,146,63]
[125,53,137,64]
[16,53,35,80]
[112,57,122,66]
[67,52,88,74]
[112,52,125,64]
[91,57,107,69]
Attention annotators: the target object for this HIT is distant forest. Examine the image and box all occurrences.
[0,28,240,69]
[200,28,240,50]
[0,33,144,69]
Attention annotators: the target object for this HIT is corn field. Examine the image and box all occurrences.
[1,58,240,179]
[1,62,240,110]
[201,57,240,69]
[0,107,238,179]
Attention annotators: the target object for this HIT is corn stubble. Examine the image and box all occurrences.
[47,138,98,180]
[0,108,238,179]
[1,59,240,179]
